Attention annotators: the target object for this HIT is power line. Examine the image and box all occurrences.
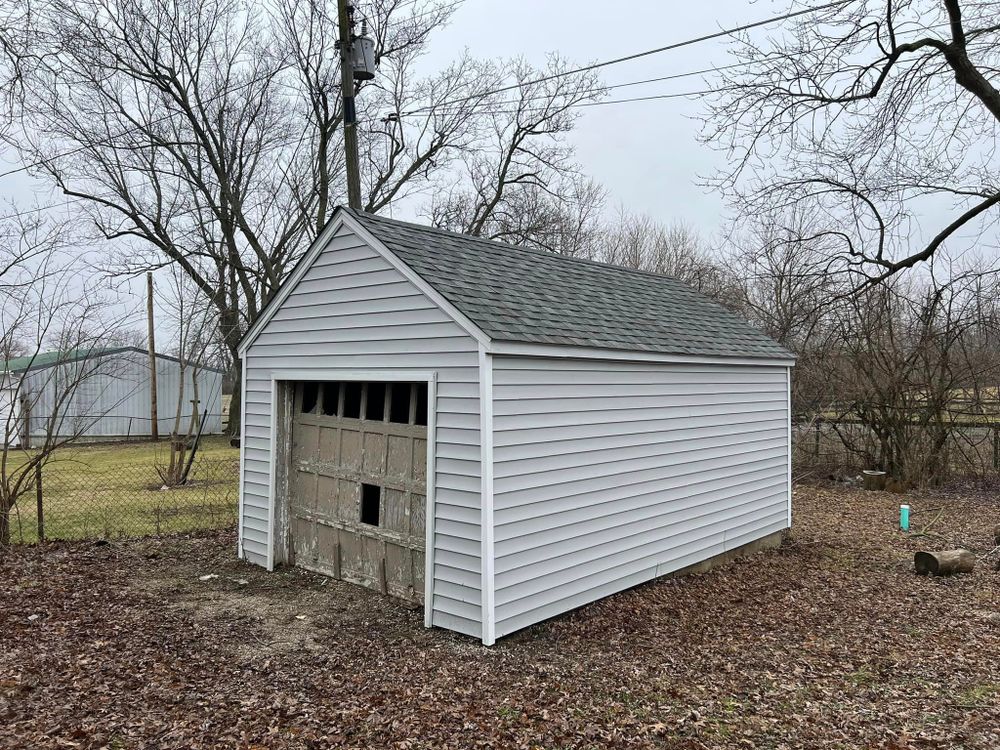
[0,1,851,182]
[394,0,855,117]
[417,87,718,118]
[388,56,789,118]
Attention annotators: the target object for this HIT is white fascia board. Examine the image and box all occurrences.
[339,212,492,349]
[489,341,796,368]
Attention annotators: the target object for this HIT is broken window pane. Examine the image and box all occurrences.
[389,383,412,424]
[343,382,362,419]
[321,382,340,416]
[366,382,386,421]
[301,382,318,414]
[360,483,380,526]
[414,383,428,426]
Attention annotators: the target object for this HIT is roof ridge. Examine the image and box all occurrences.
[344,207,703,290]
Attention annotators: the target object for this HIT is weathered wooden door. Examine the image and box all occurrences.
[288,380,427,602]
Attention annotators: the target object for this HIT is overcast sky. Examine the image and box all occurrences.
[1,0,770,334]
[0,0,764,232]
[414,0,762,235]
[4,0,989,339]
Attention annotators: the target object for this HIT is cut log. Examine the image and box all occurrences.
[862,470,887,491]
[914,549,975,576]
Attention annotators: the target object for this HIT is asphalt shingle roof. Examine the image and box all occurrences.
[346,208,794,361]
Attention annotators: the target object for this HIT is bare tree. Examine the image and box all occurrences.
[0,214,131,547]
[6,0,602,434]
[597,208,733,301]
[706,0,1000,286]
[154,267,218,486]
[426,56,604,243]
[819,269,1000,482]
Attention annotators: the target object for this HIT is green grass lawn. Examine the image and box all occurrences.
[6,436,240,544]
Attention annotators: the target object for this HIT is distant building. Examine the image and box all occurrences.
[3,347,225,445]
[0,371,20,447]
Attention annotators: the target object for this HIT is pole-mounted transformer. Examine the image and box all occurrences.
[352,21,376,81]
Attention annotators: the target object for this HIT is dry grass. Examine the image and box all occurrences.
[6,437,238,543]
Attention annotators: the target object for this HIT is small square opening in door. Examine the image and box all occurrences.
[360,483,380,526]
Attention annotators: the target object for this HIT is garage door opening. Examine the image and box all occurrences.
[285,380,428,603]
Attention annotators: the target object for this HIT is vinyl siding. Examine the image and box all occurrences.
[240,225,483,638]
[490,356,790,639]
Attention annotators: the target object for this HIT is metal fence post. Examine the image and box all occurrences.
[993,426,999,472]
[35,463,44,542]
[814,420,821,458]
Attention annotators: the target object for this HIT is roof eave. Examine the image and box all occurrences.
[488,340,796,367]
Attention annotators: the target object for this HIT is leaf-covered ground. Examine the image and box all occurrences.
[2,483,999,749]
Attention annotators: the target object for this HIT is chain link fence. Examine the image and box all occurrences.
[793,418,1000,480]
[7,443,239,544]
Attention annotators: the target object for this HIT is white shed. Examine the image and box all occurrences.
[238,207,795,645]
[6,347,225,444]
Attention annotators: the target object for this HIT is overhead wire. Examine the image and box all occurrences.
[0,0,861,221]
[392,0,856,117]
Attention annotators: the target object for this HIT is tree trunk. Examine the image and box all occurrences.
[914,549,975,576]
[0,501,10,548]
[227,349,242,437]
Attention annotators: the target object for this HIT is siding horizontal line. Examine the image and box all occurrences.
[495,487,788,576]
[494,456,786,524]
[434,565,481,590]
[434,594,482,621]
[494,446,788,507]
[493,409,789,446]
[431,611,480,638]
[492,387,790,412]
[495,470,788,547]
[495,433,787,488]
[433,579,483,605]
[493,399,789,432]
[492,380,787,398]
[493,360,787,375]
[494,510,789,618]
[494,423,786,466]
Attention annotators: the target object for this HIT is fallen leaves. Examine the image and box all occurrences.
[1,483,999,748]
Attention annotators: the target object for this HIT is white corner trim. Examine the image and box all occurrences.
[339,213,493,349]
[786,365,793,529]
[423,373,439,629]
[489,341,796,368]
[265,377,280,571]
[478,344,496,646]
[236,351,247,560]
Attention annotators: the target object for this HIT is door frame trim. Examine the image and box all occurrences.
[267,368,439,629]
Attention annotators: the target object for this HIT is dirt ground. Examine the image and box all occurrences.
[2,483,1000,749]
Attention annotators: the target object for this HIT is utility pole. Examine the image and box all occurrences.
[337,0,362,209]
[146,271,159,441]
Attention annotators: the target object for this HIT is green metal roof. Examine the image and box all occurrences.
[2,347,227,374]
[1,347,123,373]
[345,208,794,361]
